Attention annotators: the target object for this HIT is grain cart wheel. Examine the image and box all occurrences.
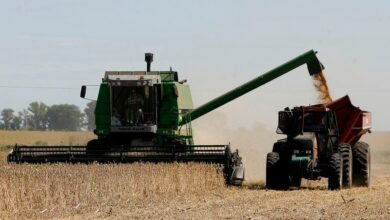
[339,143,353,188]
[353,142,370,187]
[328,153,343,190]
[266,152,289,189]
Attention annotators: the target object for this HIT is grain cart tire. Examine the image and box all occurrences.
[339,143,353,188]
[266,152,288,190]
[353,142,370,187]
[328,153,343,190]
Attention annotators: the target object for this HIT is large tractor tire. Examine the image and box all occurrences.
[353,142,370,187]
[339,143,353,188]
[266,152,289,190]
[328,153,343,190]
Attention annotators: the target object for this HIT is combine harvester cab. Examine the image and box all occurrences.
[8,50,326,186]
[267,95,371,190]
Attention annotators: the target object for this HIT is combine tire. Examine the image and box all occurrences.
[86,139,106,156]
[266,152,288,190]
[328,153,343,190]
[339,143,353,188]
[353,142,370,187]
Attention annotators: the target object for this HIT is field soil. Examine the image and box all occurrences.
[0,130,389,219]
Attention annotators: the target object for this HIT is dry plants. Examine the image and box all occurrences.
[0,131,225,218]
[0,130,389,219]
[0,130,94,147]
[0,162,224,219]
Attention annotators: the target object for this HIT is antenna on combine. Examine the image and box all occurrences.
[145,53,153,72]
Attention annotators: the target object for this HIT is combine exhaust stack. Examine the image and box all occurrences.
[145,53,153,72]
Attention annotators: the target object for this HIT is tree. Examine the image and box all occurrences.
[20,109,30,130]
[11,113,23,130]
[1,108,14,130]
[84,101,96,131]
[27,102,48,130]
[46,104,84,131]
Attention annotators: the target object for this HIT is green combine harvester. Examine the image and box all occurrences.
[8,50,324,186]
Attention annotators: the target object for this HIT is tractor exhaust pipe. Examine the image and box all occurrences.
[145,53,153,72]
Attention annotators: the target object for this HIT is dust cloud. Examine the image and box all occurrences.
[312,71,333,104]
[361,132,390,177]
[193,112,390,181]
[192,111,282,181]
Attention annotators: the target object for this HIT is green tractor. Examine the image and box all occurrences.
[8,50,325,186]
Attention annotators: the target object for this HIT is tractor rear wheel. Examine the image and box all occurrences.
[328,153,343,190]
[266,152,289,190]
[339,143,353,188]
[353,142,370,187]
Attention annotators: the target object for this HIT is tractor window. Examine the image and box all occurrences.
[111,86,156,126]
[277,111,302,136]
[302,112,326,132]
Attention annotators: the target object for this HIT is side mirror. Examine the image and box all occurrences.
[80,85,86,98]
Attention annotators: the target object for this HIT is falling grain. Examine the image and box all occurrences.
[312,71,333,104]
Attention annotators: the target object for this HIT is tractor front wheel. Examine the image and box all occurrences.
[328,153,343,190]
[266,152,289,190]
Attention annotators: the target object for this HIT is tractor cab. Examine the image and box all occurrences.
[277,105,339,139]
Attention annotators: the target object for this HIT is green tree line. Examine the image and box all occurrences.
[0,101,96,131]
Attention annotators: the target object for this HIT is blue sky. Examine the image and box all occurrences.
[0,0,389,130]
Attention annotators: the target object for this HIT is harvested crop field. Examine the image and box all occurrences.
[0,130,94,147]
[0,131,389,219]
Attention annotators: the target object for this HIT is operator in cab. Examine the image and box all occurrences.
[125,89,144,125]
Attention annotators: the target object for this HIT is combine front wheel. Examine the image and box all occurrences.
[86,139,106,156]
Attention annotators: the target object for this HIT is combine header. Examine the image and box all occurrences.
[8,50,325,186]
